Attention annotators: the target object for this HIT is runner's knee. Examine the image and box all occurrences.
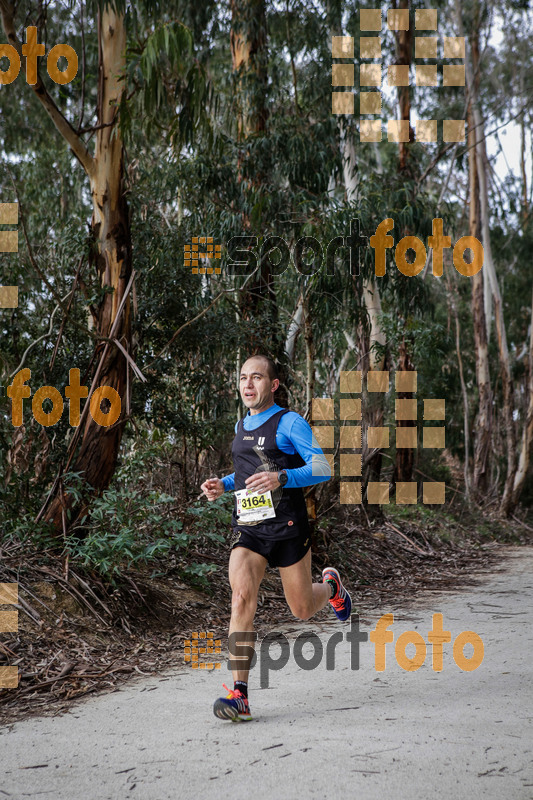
[231,586,257,616]
[288,601,314,621]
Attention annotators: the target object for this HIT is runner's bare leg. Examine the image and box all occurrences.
[228,546,267,684]
[279,548,331,620]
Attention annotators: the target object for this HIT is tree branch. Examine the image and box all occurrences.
[145,291,229,367]
[11,179,112,347]
[8,289,73,378]
[0,0,95,178]
[60,270,138,476]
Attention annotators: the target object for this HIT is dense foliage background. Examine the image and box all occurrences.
[1,0,532,581]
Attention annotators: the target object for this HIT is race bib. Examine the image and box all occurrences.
[235,488,276,523]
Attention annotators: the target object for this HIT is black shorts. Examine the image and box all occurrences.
[230,528,311,568]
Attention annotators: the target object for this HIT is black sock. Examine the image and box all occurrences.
[326,578,337,599]
[234,680,248,698]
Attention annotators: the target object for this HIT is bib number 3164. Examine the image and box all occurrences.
[235,488,276,523]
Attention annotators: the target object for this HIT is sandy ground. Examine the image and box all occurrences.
[1,546,532,800]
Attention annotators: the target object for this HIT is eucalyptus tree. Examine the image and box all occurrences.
[456,0,533,512]
[0,0,208,530]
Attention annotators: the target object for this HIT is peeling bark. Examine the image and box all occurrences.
[462,8,516,513]
[464,21,492,496]
[511,291,533,506]
[62,8,131,503]
[0,3,133,530]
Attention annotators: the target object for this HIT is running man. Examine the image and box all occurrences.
[201,355,351,722]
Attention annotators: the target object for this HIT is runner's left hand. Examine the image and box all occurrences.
[245,471,281,493]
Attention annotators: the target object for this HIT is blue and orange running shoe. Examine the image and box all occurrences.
[322,567,352,622]
[213,684,252,722]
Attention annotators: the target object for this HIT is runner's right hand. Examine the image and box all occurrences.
[201,478,224,501]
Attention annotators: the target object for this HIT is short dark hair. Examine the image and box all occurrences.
[248,354,279,381]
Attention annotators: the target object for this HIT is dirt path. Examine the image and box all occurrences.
[1,546,532,800]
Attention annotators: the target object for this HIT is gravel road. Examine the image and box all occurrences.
[1,546,532,800]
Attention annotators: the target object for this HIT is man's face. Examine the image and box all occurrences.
[239,358,279,413]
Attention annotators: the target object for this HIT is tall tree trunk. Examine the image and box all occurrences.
[1,4,132,530]
[391,0,416,481]
[340,113,387,495]
[520,97,529,223]
[392,0,414,172]
[477,131,516,514]
[359,284,387,495]
[393,339,415,482]
[463,20,492,496]
[303,295,315,414]
[448,277,471,498]
[231,0,288,401]
[45,7,131,529]
[285,293,304,364]
[301,293,319,528]
[509,62,533,507]
[510,290,533,507]
[462,5,516,513]
[333,330,357,394]
[230,0,268,140]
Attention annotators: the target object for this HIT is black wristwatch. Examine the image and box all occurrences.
[277,470,288,487]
